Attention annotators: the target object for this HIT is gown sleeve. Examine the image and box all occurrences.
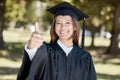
[17,50,31,80]
[90,57,97,80]
[85,53,97,80]
[17,42,48,80]
[26,43,48,80]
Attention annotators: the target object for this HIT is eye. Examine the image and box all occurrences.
[55,22,61,26]
[66,22,71,24]
[56,22,61,24]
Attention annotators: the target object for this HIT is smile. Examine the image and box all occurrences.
[60,31,69,35]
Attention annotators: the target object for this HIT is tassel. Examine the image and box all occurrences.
[81,18,86,49]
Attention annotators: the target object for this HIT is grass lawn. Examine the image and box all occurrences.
[0,29,120,80]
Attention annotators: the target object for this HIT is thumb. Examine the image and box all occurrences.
[34,21,40,33]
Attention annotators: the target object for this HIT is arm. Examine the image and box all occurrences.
[17,22,44,80]
[26,43,48,80]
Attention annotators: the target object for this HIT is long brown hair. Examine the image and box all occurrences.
[50,16,80,46]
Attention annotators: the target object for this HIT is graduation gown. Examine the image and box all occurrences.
[17,42,96,80]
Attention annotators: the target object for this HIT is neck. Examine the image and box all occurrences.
[58,39,73,47]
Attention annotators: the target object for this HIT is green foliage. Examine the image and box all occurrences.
[71,0,116,30]
[5,0,42,29]
[5,0,26,22]
[42,9,53,31]
[24,1,38,23]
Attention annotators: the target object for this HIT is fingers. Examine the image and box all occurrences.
[32,32,44,42]
[28,22,44,49]
[28,32,44,49]
[34,21,42,38]
[32,36,44,44]
[34,21,40,33]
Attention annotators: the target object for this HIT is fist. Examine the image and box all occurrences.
[28,22,44,49]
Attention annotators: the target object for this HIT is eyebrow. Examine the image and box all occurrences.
[56,19,72,22]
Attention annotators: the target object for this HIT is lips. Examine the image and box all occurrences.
[60,31,69,35]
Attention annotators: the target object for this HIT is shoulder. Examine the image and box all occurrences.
[75,45,92,59]
[47,42,58,50]
[44,42,57,53]
[75,46,94,66]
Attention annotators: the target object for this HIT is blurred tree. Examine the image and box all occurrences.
[5,0,26,29]
[0,0,7,49]
[72,0,120,54]
[24,0,37,24]
[0,0,27,49]
[71,0,106,47]
[0,0,46,49]
[107,1,120,54]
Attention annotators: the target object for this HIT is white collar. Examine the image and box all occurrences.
[57,39,73,56]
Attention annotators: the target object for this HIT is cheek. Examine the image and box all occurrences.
[55,27,59,34]
[69,26,74,32]
[55,27,58,31]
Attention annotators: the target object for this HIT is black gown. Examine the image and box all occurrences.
[17,42,96,80]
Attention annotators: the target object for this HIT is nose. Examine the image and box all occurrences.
[61,24,66,29]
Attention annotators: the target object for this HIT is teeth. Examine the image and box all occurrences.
[60,31,69,36]
[61,33,67,35]
[61,31,68,34]
[61,32,67,34]
[61,33,68,36]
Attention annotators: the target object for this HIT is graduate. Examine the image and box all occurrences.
[17,2,97,80]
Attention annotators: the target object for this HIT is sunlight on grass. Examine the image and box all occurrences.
[79,37,110,47]
[3,29,51,43]
[0,58,21,80]
[0,58,21,67]
[0,75,17,80]
[3,30,32,42]
[94,58,120,80]
[94,37,110,47]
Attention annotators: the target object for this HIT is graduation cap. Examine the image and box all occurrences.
[47,2,89,48]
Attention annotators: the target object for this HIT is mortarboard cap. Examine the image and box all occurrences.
[47,2,88,21]
[47,2,89,48]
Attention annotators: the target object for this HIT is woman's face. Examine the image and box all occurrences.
[55,15,75,41]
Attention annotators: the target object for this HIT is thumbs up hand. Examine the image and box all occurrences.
[28,22,44,49]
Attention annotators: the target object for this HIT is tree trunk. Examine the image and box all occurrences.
[89,23,97,48]
[107,3,120,54]
[90,31,95,48]
[0,0,6,49]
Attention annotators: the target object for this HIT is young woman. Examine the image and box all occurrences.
[17,2,96,80]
